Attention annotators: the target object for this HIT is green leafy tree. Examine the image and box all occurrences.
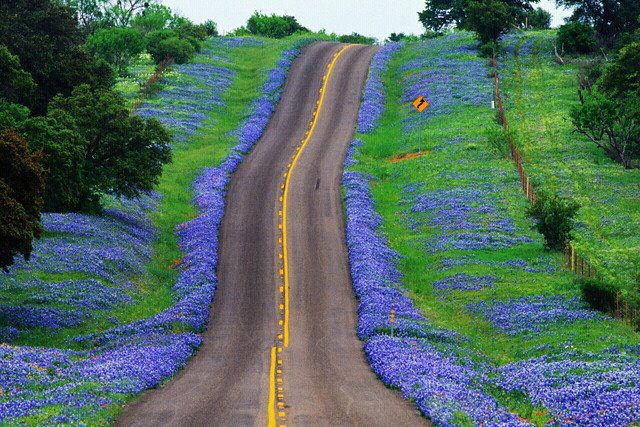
[555,0,640,45]
[0,0,113,114]
[0,45,36,106]
[246,12,308,39]
[338,33,377,44]
[527,192,580,250]
[465,0,514,44]
[57,0,106,31]
[556,21,598,54]
[525,7,551,29]
[0,129,45,271]
[41,85,172,212]
[0,100,30,130]
[102,0,155,27]
[571,91,640,168]
[599,42,640,97]
[202,20,218,37]
[418,0,537,32]
[130,3,172,34]
[86,27,144,74]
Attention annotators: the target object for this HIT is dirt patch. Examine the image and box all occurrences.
[389,151,430,163]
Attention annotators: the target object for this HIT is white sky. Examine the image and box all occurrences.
[161,0,573,40]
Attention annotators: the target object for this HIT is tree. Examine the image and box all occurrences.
[0,0,113,114]
[102,0,155,27]
[41,85,172,212]
[202,20,218,37]
[0,45,36,106]
[599,42,640,97]
[57,0,106,31]
[130,3,172,34]
[524,7,551,29]
[557,21,597,54]
[418,0,538,32]
[86,27,144,74]
[527,191,580,251]
[0,129,45,271]
[571,91,640,169]
[465,0,514,44]
[246,12,308,39]
[338,33,377,45]
[555,0,640,45]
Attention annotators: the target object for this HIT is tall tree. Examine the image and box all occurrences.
[418,0,538,32]
[556,0,640,44]
[0,129,45,271]
[0,0,113,114]
[0,44,36,106]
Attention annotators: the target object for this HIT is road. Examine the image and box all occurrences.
[117,42,426,427]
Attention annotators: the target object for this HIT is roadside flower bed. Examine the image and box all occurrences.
[344,33,640,426]
[0,37,317,425]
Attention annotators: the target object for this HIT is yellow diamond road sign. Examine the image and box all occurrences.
[412,96,429,112]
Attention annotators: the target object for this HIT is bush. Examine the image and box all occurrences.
[153,37,195,64]
[579,276,619,314]
[0,129,45,271]
[527,191,580,251]
[557,22,597,54]
[202,20,218,37]
[338,33,377,44]
[246,12,308,39]
[599,42,640,97]
[145,29,178,60]
[525,7,551,29]
[86,27,145,74]
[131,4,173,35]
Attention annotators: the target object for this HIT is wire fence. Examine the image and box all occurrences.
[492,58,597,280]
[130,57,173,113]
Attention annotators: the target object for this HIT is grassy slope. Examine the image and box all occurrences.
[500,30,640,292]
[350,34,639,424]
[8,36,298,350]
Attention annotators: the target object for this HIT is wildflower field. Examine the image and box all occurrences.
[345,32,640,426]
[0,35,320,425]
[499,30,640,302]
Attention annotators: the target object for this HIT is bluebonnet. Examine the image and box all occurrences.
[467,296,608,335]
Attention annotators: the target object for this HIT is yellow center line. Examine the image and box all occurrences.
[267,346,277,427]
[281,44,353,348]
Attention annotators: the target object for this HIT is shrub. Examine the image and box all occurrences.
[599,42,640,97]
[579,276,619,314]
[246,12,308,39]
[86,27,145,74]
[0,129,45,271]
[526,191,580,251]
[557,22,597,54]
[202,20,218,37]
[145,29,178,61]
[153,37,195,64]
[338,33,377,44]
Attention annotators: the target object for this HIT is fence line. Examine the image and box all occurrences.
[492,57,596,280]
[130,57,174,113]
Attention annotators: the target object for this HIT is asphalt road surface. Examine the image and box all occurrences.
[117,42,426,427]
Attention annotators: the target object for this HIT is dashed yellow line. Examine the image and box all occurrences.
[267,44,354,427]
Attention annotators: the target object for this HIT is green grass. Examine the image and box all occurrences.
[348,33,640,424]
[499,30,640,293]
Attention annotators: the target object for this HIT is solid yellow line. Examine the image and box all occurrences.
[267,346,277,427]
[281,44,353,348]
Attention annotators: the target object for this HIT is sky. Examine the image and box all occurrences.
[162,0,573,40]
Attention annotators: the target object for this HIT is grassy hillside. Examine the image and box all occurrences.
[499,31,640,304]
[346,32,640,425]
